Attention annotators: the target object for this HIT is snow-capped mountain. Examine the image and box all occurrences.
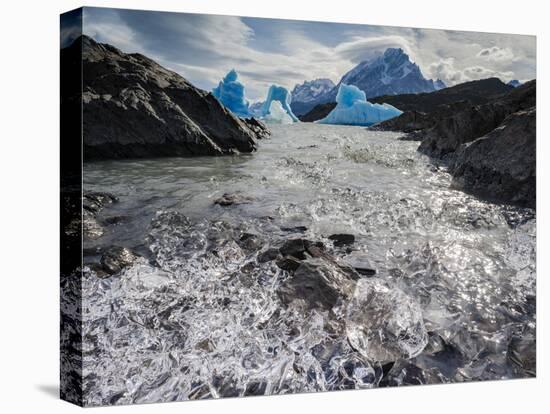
[295,48,441,115]
[290,78,335,115]
[338,48,439,98]
[507,79,522,88]
[291,78,335,103]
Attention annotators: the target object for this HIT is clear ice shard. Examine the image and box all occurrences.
[317,83,402,126]
[260,85,299,122]
[212,69,250,117]
[345,278,428,362]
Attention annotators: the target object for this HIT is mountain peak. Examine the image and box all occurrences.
[291,78,336,104]
[383,47,405,58]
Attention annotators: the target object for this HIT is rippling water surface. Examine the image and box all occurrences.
[81,123,536,405]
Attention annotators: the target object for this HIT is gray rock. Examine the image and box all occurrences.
[237,233,264,252]
[214,193,254,206]
[257,248,280,263]
[63,35,267,160]
[328,234,355,247]
[275,257,302,272]
[277,258,356,310]
[279,238,307,259]
[450,108,535,208]
[507,328,536,376]
[343,254,376,276]
[418,80,535,159]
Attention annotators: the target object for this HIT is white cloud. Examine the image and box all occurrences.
[476,46,516,62]
[81,8,536,98]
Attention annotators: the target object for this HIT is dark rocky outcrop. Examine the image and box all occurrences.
[417,80,535,158]
[62,35,268,160]
[450,108,536,208]
[371,78,512,114]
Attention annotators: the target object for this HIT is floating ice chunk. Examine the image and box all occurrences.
[345,278,428,362]
[262,101,295,124]
[260,85,299,122]
[212,69,250,117]
[317,84,402,126]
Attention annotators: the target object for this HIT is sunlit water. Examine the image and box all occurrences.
[80,123,536,405]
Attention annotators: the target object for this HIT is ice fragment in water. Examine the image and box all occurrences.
[345,278,428,362]
[317,83,402,126]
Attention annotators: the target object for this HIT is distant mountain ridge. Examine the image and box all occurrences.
[292,48,443,115]
[290,78,335,115]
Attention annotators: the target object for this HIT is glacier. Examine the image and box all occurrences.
[259,85,299,123]
[317,84,402,126]
[212,69,250,117]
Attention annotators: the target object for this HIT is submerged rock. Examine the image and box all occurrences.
[82,192,118,239]
[507,327,536,376]
[100,246,139,275]
[328,234,355,247]
[214,193,254,206]
[346,278,428,362]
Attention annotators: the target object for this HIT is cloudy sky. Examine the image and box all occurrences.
[72,7,535,101]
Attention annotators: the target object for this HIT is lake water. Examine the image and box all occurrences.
[81,123,536,405]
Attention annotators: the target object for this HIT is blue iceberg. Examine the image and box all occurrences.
[317,84,402,126]
[212,69,250,117]
[260,85,299,122]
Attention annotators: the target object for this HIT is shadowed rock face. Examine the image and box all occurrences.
[451,108,536,209]
[63,35,267,160]
[417,80,536,158]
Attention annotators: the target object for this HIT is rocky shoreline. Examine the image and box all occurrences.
[374,80,536,208]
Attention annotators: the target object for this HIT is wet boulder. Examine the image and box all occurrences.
[343,253,376,276]
[100,246,139,275]
[328,234,355,247]
[277,257,357,310]
[214,192,254,206]
[257,247,280,263]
